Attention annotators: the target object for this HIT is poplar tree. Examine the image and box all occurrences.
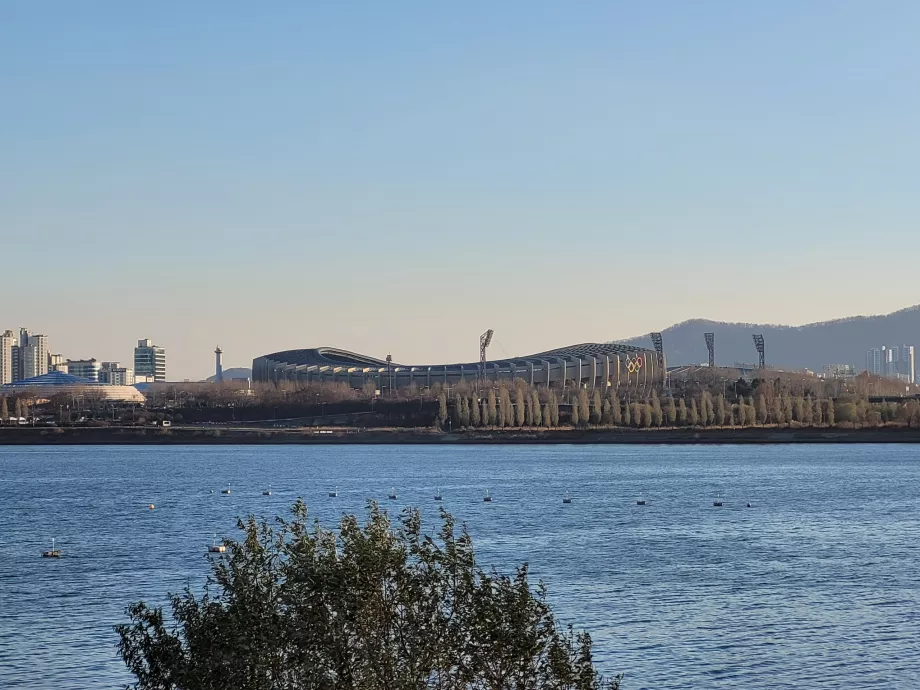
[745,396,757,426]
[651,391,663,426]
[803,396,814,425]
[640,403,652,428]
[612,393,623,425]
[499,388,513,427]
[771,397,783,426]
[438,393,448,427]
[689,399,699,426]
[793,396,805,423]
[602,400,612,425]
[812,397,823,426]
[532,391,542,427]
[0,396,7,422]
[630,402,641,427]
[487,390,497,427]
[590,390,601,424]
[578,390,590,426]
[480,399,488,428]
[542,402,551,428]
[825,399,835,427]
[452,395,463,428]
[756,394,768,425]
[714,394,725,427]
[677,398,687,426]
[783,395,794,425]
[471,395,481,427]
[736,400,745,427]
[622,400,631,427]
[515,389,526,427]
[460,396,470,427]
[523,392,533,426]
[571,399,580,426]
[665,396,677,426]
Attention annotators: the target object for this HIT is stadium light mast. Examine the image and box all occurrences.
[650,332,666,388]
[386,353,393,397]
[753,334,765,370]
[479,329,494,393]
[704,333,715,368]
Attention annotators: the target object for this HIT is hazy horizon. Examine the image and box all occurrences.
[5,2,920,380]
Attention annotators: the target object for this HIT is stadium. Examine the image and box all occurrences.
[252,342,664,391]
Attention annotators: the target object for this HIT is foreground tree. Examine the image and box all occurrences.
[116,502,619,690]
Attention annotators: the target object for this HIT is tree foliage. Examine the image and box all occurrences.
[116,502,619,690]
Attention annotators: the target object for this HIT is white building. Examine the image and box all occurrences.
[0,330,15,385]
[49,353,67,372]
[823,363,855,379]
[134,339,166,382]
[66,359,102,382]
[21,333,49,379]
[99,361,135,386]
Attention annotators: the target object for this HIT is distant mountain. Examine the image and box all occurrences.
[624,305,920,371]
[205,367,252,383]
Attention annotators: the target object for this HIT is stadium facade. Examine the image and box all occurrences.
[252,343,664,391]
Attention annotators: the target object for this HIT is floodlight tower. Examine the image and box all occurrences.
[753,334,765,370]
[479,329,494,390]
[650,332,666,387]
[386,353,393,396]
[704,333,715,368]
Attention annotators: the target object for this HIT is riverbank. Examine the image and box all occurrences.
[3,425,920,444]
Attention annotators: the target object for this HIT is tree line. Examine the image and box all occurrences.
[431,381,920,430]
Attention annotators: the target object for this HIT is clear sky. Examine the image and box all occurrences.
[3,1,919,380]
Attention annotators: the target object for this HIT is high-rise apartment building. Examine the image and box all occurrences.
[0,330,15,385]
[20,333,49,379]
[866,344,916,383]
[49,354,67,372]
[134,339,166,382]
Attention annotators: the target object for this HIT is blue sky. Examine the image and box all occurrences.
[3,1,919,379]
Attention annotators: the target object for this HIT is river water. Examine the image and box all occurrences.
[1,445,918,689]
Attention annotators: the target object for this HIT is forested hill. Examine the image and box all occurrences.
[624,305,920,371]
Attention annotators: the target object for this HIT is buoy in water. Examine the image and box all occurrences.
[148,504,155,510]
[483,490,492,503]
[636,499,646,506]
[562,491,572,504]
[746,502,752,508]
[434,488,443,501]
[388,487,397,500]
[42,538,61,558]
[329,486,338,497]
[207,534,226,554]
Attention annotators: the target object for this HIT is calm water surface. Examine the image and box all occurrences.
[1,445,919,689]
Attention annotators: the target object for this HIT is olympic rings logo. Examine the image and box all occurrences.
[626,355,644,374]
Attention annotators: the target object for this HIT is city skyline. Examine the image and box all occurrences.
[4,2,920,380]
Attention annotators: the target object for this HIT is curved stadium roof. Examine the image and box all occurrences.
[257,343,653,371]
[253,342,663,389]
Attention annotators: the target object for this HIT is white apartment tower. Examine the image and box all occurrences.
[0,330,15,385]
[20,332,49,379]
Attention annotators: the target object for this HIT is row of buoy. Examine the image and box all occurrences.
[205,485,752,507]
[43,491,754,558]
